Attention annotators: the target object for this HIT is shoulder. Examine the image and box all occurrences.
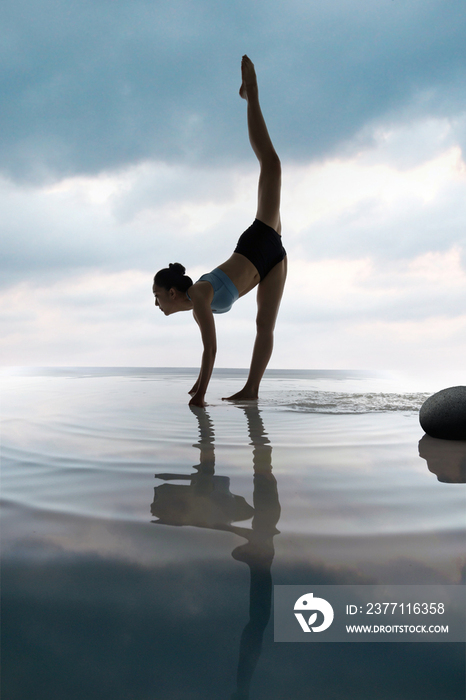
[188,280,213,305]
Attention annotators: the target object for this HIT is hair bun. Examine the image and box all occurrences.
[168,262,186,276]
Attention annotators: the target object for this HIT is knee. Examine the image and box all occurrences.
[256,317,275,336]
[261,152,281,176]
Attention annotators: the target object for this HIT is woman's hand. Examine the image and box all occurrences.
[189,392,206,408]
[189,287,217,409]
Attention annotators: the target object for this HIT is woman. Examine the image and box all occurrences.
[153,55,287,408]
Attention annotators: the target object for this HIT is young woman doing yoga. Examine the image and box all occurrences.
[153,55,287,408]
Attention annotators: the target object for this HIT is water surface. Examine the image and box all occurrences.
[2,368,465,699]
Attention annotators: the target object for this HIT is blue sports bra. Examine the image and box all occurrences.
[188,268,239,314]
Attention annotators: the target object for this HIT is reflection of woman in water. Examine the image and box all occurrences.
[153,56,287,407]
[228,407,280,700]
[151,405,280,700]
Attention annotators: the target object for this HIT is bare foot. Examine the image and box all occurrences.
[239,55,258,101]
[222,389,259,401]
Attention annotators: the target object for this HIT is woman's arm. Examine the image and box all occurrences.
[189,299,217,407]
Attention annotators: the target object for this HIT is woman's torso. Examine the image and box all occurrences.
[217,252,261,297]
[189,219,286,309]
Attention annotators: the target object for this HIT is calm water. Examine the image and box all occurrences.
[2,368,465,699]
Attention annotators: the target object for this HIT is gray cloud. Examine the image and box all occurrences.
[1,0,465,183]
[299,183,466,263]
[0,163,243,286]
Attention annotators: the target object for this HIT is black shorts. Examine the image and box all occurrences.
[234,219,286,281]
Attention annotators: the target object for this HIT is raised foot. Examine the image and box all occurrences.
[222,389,259,401]
[239,54,258,101]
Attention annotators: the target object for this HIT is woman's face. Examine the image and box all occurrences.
[153,285,179,316]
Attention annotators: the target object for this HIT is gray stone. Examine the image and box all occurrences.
[419,386,466,440]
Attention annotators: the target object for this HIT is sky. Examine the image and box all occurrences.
[1,0,465,386]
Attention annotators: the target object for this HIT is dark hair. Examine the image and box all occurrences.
[153,263,193,293]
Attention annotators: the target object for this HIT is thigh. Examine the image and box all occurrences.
[256,157,281,234]
[256,256,287,331]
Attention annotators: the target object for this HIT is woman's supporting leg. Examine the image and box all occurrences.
[223,256,287,401]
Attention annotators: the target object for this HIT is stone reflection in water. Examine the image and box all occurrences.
[418,434,466,483]
[150,404,280,700]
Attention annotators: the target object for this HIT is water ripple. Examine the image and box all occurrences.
[271,391,430,414]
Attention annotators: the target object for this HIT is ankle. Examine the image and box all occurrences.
[246,88,259,104]
[244,380,259,395]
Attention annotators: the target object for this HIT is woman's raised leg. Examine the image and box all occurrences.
[240,55,281,234]
[223,256,287,401]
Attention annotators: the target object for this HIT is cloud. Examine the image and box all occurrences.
[0,115,464,374]
[283,129,466,262]
[2,242,465,375]
[2,117,464,290]
[286,247,466,323]
[0,2,465,376]
[1,0,465,182]
[0,162,253,286]
[0,270,192,365]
